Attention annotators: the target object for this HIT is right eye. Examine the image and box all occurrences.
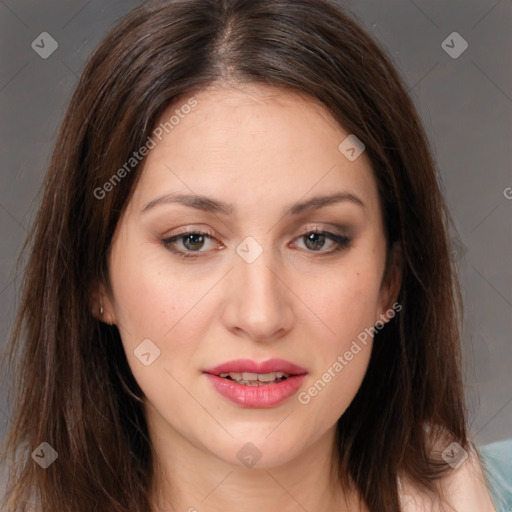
[162,230,223,259]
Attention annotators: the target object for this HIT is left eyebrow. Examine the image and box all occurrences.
[140,191,364,216]
[282,192,365,217]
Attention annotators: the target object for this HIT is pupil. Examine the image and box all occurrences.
[184,234,204,251]
[305,233,325,250]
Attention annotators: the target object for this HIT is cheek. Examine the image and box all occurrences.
[108,239,215,372]
[305,263,383,349]
[294,261,382,414]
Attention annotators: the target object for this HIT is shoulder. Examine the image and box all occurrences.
[399,439,497,512]
[478,439,512,512]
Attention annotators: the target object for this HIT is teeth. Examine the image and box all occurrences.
[218,371,291,383]
[255,372,287,382]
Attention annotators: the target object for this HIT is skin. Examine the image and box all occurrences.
[96,81,407,511]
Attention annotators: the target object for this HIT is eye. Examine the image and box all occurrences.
[162,230,222,258]
[162,228,351,260]
[293,229,351,254]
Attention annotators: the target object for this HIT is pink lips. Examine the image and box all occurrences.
[203,358,308,408]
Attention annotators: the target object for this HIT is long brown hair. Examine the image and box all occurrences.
[1,1,467,510]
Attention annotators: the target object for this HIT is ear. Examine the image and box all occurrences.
[376,242,402,325]
[90,280,117,325]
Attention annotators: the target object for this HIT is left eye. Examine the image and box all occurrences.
[293,230,351,253]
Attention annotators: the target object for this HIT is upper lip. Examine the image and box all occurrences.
[203,358,308,376]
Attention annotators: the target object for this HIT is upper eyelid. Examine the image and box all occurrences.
[163,227,346,241]
[163,227,217,239]
[163,222,350,238]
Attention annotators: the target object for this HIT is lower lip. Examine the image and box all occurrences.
[204,374,307,408]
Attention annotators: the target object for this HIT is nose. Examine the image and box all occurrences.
[220,242,294,342]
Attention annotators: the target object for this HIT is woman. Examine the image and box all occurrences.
[1,0,510,510]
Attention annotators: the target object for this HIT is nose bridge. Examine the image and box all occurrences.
[225,235,292,339]
[237,236,282,308]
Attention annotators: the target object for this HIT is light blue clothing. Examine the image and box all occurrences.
[478,439,512,512]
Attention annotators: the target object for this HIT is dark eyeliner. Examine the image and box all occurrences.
[298,229,352,254]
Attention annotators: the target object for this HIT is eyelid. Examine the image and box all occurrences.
[162,225,217,238]
[161,222,350,240]
[298,223,350,236]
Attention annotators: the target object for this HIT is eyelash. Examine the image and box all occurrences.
[161,228,352,260]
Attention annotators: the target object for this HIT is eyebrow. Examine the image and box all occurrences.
[140,191,364,217]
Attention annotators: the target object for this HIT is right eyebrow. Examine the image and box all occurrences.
[141,193,234,216]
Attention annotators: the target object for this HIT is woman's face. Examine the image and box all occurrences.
[102,83,399,469]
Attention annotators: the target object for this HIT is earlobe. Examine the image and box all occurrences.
[89,281,117,325]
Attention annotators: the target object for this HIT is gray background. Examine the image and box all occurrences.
[0,0,511,451]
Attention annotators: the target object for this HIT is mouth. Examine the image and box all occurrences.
[203,359,308,408]
[216,371,292,386]
[203,358,307,381]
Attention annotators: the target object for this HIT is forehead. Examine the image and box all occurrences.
[161,83,350,159]
[128,83,380,221]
